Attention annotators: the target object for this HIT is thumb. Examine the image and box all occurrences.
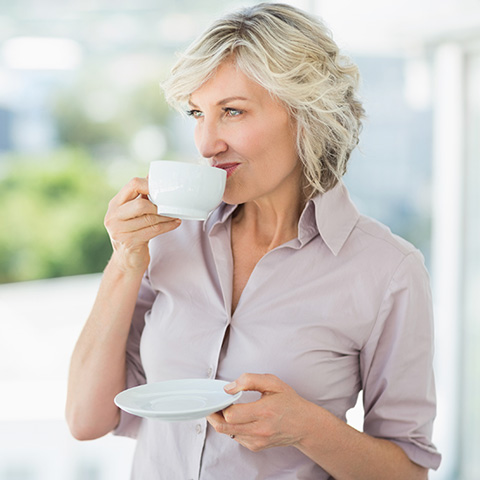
[224,373,282,395]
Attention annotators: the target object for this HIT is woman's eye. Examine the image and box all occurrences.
[186,109,203,119]
[224,108,243,117]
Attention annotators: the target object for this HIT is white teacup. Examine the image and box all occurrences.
[148,160,227,221]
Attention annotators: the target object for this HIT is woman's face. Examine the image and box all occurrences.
[188,60,301,206]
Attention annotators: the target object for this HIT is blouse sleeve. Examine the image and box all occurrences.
[360,250,442,470]
[113,272,156,439]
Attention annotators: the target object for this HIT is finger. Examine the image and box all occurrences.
[206,411,230,434]
[112,177,149,206]
[115,197,158,221]
[208,409,273,448]
[222,402,260,425]
[224,373,285,396]
[112,217,181,245]
[207,412,261,442]
[207,411,246,438]
[128,214,180,234]
[206,411,224,426]
[117,215,181,236]
[106,194,178,236]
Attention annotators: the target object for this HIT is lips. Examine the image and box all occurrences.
[213,162,241,178]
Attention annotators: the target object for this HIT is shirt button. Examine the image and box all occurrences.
[195,424,202,434]
[207,367,214,378]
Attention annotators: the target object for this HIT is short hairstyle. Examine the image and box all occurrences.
[162,2,365,196]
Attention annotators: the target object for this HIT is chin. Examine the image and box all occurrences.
[221,195,241,206]
[221,185,244,206]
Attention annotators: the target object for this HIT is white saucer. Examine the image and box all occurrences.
[114,379,242,422]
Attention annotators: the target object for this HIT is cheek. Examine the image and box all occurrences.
[193,124,201,150]
[255,127,297,168]
[240,135,265,157]
[239,125,277,158]
[274,121,297,154]
[257,114,296,155]
[223,129,259,159]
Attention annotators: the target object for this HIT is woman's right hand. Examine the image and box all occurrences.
[104,177,181,275]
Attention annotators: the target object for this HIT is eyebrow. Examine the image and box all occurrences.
[188,96,249,108]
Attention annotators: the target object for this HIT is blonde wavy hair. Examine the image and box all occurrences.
[162,2,364,196]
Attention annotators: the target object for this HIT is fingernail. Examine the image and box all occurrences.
[224,381,236,391]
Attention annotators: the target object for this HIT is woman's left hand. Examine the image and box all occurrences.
[208,374,429,480]
[207,373,313,451]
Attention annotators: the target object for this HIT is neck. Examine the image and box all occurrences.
[233,186,305,251]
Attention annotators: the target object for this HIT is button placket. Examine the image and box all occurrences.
[191,418,207,480]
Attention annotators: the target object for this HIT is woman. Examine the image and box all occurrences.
[66,3,441,479]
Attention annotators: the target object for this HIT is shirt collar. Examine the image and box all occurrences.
[204,181,359,256]
[204,202,238,233]
[309,181,360,256]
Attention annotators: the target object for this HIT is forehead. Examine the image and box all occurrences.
[189,61,269,106]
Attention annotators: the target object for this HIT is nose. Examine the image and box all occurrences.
[195,118,228,160]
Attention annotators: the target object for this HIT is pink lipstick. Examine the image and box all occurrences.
[214,162,240,178]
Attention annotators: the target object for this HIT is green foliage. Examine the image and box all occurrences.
[0,149,117,283]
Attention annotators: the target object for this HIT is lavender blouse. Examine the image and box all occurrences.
[114,181,441,479]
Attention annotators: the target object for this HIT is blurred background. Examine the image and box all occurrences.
[0,0,478,478]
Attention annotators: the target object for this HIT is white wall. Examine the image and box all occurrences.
[0,275,136,479]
